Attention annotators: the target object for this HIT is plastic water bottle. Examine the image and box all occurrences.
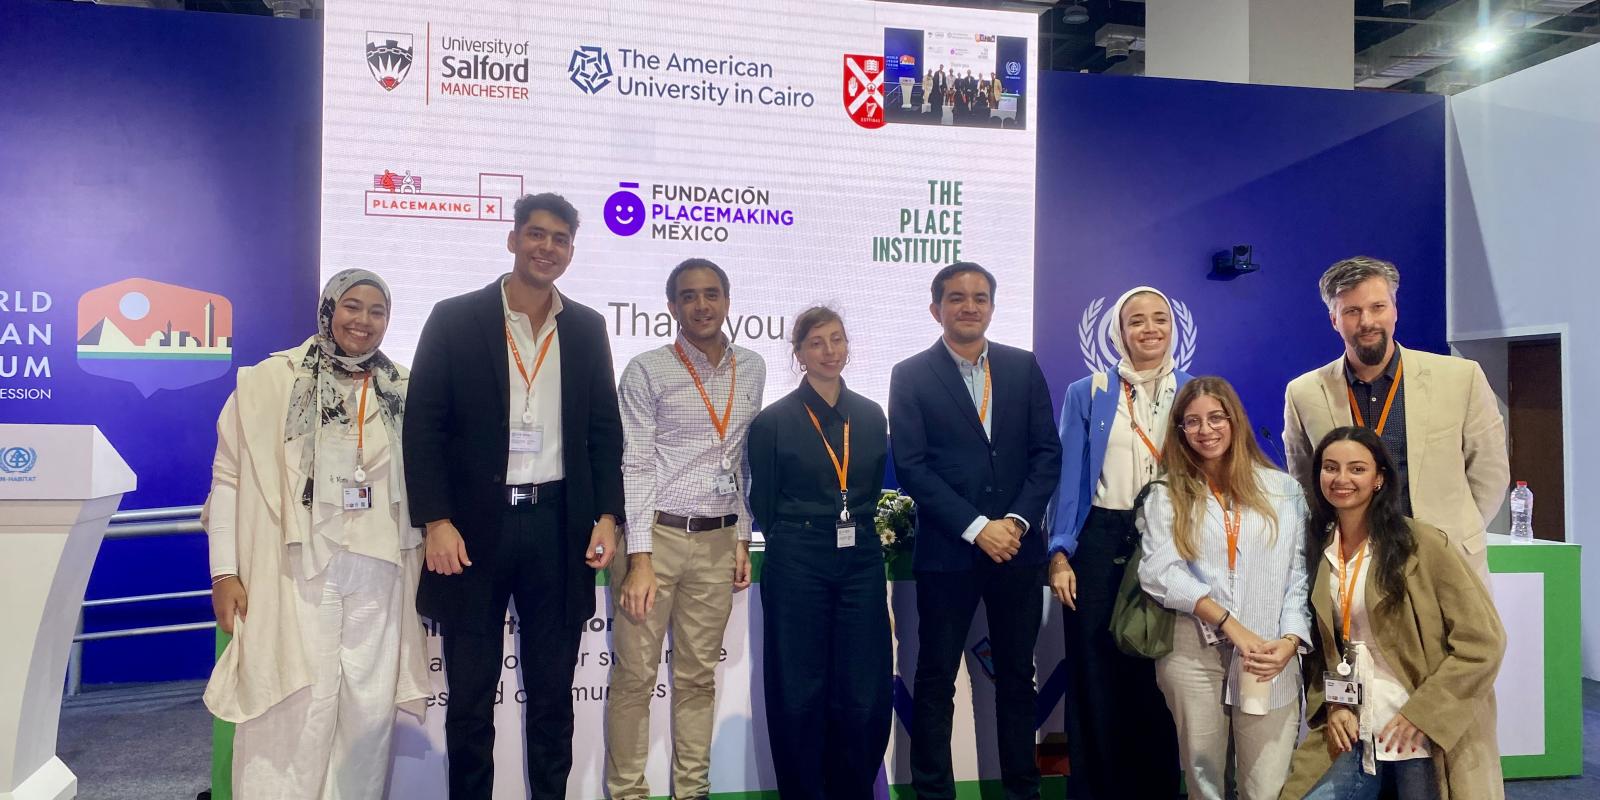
[1510,481,1534,543]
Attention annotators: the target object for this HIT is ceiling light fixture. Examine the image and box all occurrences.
[1064,3,1090,25]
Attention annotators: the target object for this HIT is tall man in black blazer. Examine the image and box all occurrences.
[404,192,624,799]
[889,262,1062,800]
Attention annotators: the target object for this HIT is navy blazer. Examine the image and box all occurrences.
[1046,368,1193,559]
[889,338,1063,572]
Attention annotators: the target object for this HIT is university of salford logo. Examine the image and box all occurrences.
[1078,296,1198,374]
[366,32,414,91]
[843,54,885,129]
[568,46,614,94]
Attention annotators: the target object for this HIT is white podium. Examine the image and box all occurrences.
[0,425,135,800]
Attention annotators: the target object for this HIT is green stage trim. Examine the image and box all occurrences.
[212,630,234,800]
[1488,543,1583,779]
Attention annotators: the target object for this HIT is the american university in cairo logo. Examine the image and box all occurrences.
[843,54,885,129]
[1078,296,1199,374]
[367,32,415,91]
[568,46,614,94]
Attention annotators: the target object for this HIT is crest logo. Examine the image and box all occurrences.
[568,46,614,94]
[1005,60,1022,78]
[366,32,414,92]
[843,54,885,129]
[1078,296,1198,374]
[0,447,37,474]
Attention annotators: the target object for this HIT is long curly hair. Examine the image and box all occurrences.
[1306,426,1414,615]
[1159,376,1279,561]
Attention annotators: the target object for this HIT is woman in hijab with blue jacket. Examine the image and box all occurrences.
[1047,286,1189,800]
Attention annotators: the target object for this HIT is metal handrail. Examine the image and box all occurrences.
[82,589,213,608]
[75,621,216,643]
[70,505,211,695]
[109,505,204,523]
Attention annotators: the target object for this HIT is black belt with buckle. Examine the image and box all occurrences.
[654,511,738,532]
[505,480,563,506]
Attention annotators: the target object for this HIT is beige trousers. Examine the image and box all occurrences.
[604,521,737,800]
[1155,618,1300,800]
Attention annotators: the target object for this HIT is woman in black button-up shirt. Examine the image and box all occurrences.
[747,306,890,800]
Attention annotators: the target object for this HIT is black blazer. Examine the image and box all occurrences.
[888,338,1062,573]
[403,278,625,626]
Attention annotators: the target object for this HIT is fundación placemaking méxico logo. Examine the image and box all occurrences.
[76,278,234,397]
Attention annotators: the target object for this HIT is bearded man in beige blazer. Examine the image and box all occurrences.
[1283,256,1509,585]
[1284,256,1510,799]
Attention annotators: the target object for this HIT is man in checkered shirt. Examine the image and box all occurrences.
[604,258,766,800]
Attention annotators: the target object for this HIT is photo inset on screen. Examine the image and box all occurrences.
[882,28,1028,130]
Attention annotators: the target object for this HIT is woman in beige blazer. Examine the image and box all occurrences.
[204,269,430,799]
[1282,426,1505,800]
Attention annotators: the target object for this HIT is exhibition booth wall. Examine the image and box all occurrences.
[1447,42,1600,678]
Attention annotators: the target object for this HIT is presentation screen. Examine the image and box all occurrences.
[321,0,1037,410]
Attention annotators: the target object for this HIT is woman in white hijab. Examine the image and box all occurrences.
[204,269,429,799]
[1045,286,1190,800]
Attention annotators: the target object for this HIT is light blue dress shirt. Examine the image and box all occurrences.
[1137,466,1313,710]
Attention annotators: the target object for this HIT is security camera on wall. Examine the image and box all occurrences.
[1209,245,1259,279]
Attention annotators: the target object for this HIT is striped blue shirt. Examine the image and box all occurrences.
[1138,466,1313,710]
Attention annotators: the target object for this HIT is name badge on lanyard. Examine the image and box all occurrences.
[343,485,373,511]
[1324,671,1363,706]
[344,376,373,511]
[510,425,544,453]
[1208,480,1242,643]
[804,404,853,549]
[1329,537,1368,707]
[508,323,556,455]
[674,342,740,498]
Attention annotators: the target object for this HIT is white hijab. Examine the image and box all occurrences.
[1109,286,1178,483]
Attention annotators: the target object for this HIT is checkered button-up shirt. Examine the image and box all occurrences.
[618,335,766,553]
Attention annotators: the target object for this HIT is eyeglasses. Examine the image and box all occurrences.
[1180,413,1232,433]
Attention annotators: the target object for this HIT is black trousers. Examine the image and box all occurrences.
[910,557,1046,800]
[438,499,583,800]
[760,521,893,800]
[1062,507,1180,800]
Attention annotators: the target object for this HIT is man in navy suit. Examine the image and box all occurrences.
[889,262,1062,800]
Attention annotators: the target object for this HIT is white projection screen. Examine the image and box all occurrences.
[322,0,1037,408]
[320,2,1041,797]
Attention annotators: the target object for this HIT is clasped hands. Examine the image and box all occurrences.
[974,516,1026,564]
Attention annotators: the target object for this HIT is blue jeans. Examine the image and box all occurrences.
[1303,743,1440,800]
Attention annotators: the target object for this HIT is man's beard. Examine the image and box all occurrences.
[1352,329,1390,366]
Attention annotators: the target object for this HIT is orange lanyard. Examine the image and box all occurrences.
[674,342,737,441]
[1338,537,1368,645]
[354,375,370,454]
[1347,359,1404,436]
[978,356,991,425]
[804,405,851,500]
[1208,482,1242,574]
[507,324,556,393]
[1123,380,1162,463]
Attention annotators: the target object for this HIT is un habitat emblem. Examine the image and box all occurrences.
[1078,296,1198,374]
